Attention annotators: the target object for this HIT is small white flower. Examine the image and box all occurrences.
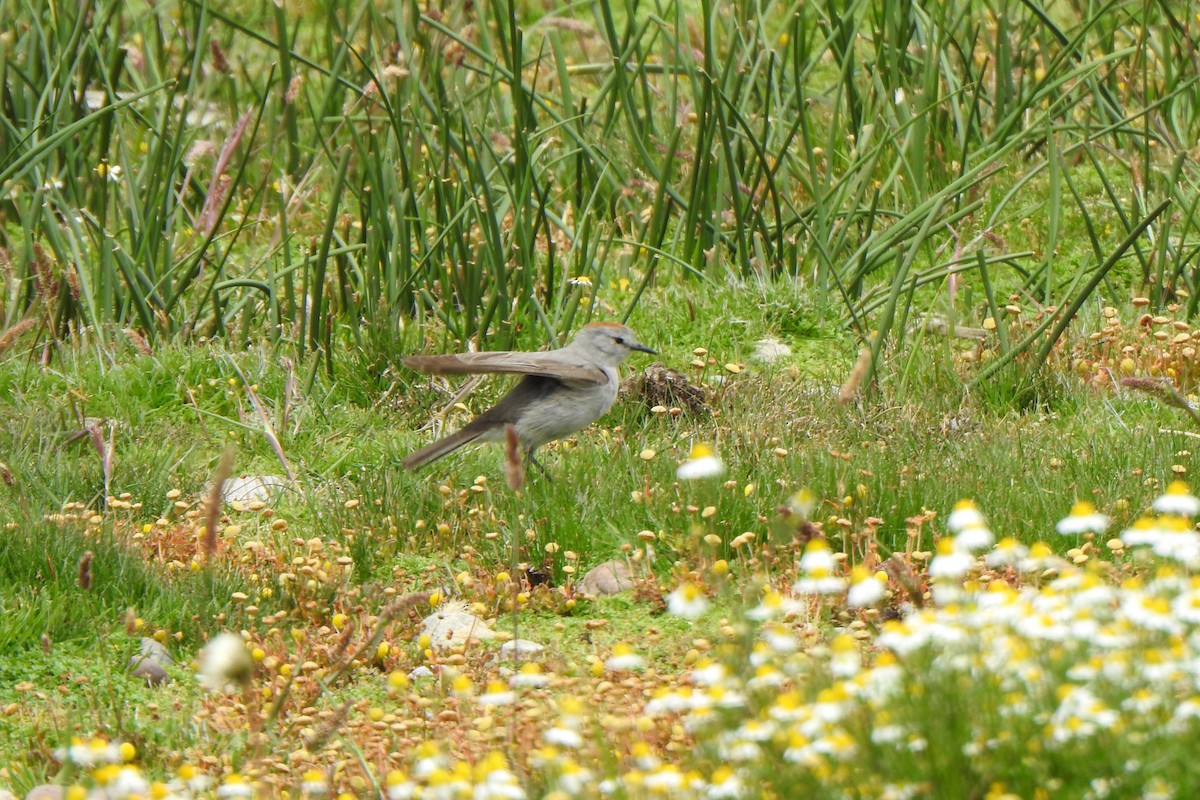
[1056,501,1111,535]
[846,567,887,607]
[793,574,846,595]
[760,623,798,654]
[799,541,835,572]
[643,767,684,791]
[477,681,516,706]
[216,775,254,798]
[109,766,149,798]
[954,525,994,552]
[928,541,973,580]
[60,737,121,767]
[1016,542,1065,573]
[985,537,1029,567]
[544,727,583,748]
[947,500,985,533]
[1153,482,1200,516]
[300,769,328,795]
[509,665,550,688]
[930,580,966,606]
[176,766,212,792]
[792,545,847,593]
[677,443,726,481]
[477,768,526,800]
[605,643,645,672]
[745,590,801,620]
[787,489,817,518]
[692,660,728,686]
[829,635,861,678]
[707,768,743,799]
[666,582,709,619]
[197,632,253,693]
[386,773,416,800]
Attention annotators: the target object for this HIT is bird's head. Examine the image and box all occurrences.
[573,322,656,364]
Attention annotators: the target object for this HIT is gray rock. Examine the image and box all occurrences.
[579,560,635,596]
[752,337,792,363]
[221,475,288,504]
[420,600,496,649]
[499,639,544,656]
[139,636,174,665]
[408,666,435,680]
[128,656,171,687]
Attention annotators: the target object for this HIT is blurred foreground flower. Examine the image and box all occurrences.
[197,632,253,693]
[301,770,328,795]
[1122,515,1200,566]
[945,499,993,551]
[1056,501,1110,535]
[929,538,974,580]
[677,443,725,480]
[56,736,122,767]
[477,681,517,707]
[1152,481,1200,516]
[666,582,710,618]
[846,566,887,607]
[217,773,254,798]
[793,540,845,595]
[947,499,985,532]
[746,589,802,620]
[605,642,645,672]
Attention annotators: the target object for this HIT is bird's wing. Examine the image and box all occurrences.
[402,351,608,386]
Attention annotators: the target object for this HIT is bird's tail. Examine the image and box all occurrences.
[402,428,484,470]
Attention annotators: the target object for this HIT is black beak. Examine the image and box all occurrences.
[631,343,657,355]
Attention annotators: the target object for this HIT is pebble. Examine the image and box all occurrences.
[578,560,635,596]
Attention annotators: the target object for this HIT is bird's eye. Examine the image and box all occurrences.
[614,336,625,345]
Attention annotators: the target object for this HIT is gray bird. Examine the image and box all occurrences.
[402,322,656,472]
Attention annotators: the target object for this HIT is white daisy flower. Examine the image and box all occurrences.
[605,643,645,672]
[665,582,710,619]
[677,443,726,481]
[947,500,986,533]
[1153,481,1200,516]
[1056,501,1111,535]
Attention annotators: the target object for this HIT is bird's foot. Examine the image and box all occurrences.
[526,450,553,481]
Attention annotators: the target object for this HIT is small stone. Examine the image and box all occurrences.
[408,666,435,680]
[751,337,791,363]
[499,639,545,656]
[420,600,496,649]
[139,636,174,665]
[578,560,635,597]
[220,475,289,505]
[129,657,171,687]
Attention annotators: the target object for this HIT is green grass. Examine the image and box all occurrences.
[4,0,1199,374]
[0,280,1189,649]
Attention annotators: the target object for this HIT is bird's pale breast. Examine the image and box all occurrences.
[514,375,618,448]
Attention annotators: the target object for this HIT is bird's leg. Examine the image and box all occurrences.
[526,448,552,481]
